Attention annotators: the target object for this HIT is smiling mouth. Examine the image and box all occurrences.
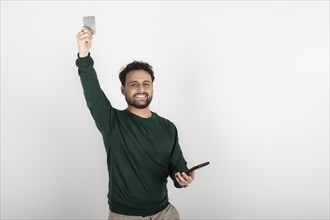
[134,94,147,98]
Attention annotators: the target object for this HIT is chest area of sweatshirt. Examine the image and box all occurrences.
[109,117,175,157]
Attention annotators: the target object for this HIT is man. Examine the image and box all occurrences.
[75,27,195,220]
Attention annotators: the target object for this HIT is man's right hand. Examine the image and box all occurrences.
[76,27,94,58]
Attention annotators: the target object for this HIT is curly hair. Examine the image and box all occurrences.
[119,61,155,86]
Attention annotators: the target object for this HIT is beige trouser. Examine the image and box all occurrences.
[108,203,180,220]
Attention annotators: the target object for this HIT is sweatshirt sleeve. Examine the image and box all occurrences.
[75,54,112,136]
[169,124,189,188]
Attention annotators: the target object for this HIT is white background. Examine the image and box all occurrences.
[1,1,329,219]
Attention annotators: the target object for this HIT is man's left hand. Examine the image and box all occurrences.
[175,171,195,188]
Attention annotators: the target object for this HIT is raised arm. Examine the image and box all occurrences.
[75,27,113,136]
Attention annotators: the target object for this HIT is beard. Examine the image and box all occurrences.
[125,93,153,109]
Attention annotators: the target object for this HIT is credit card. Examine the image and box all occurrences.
[83,16,96,34]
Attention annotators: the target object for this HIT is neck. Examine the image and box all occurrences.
[127,106,152,118]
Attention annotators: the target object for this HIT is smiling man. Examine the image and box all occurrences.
[75,27,195,220]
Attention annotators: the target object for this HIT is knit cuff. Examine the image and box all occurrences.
[75,53,94,68]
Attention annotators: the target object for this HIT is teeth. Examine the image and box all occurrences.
[135,94,146,98]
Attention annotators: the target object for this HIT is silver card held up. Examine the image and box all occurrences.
[83,16,96,34]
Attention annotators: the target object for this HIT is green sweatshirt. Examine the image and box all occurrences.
[76,54,188,216]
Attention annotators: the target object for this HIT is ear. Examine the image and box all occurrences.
[121,85,125,95]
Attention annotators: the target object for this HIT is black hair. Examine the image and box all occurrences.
[119,61,155,86]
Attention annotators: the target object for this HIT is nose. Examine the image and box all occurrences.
[137,84,145,93]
